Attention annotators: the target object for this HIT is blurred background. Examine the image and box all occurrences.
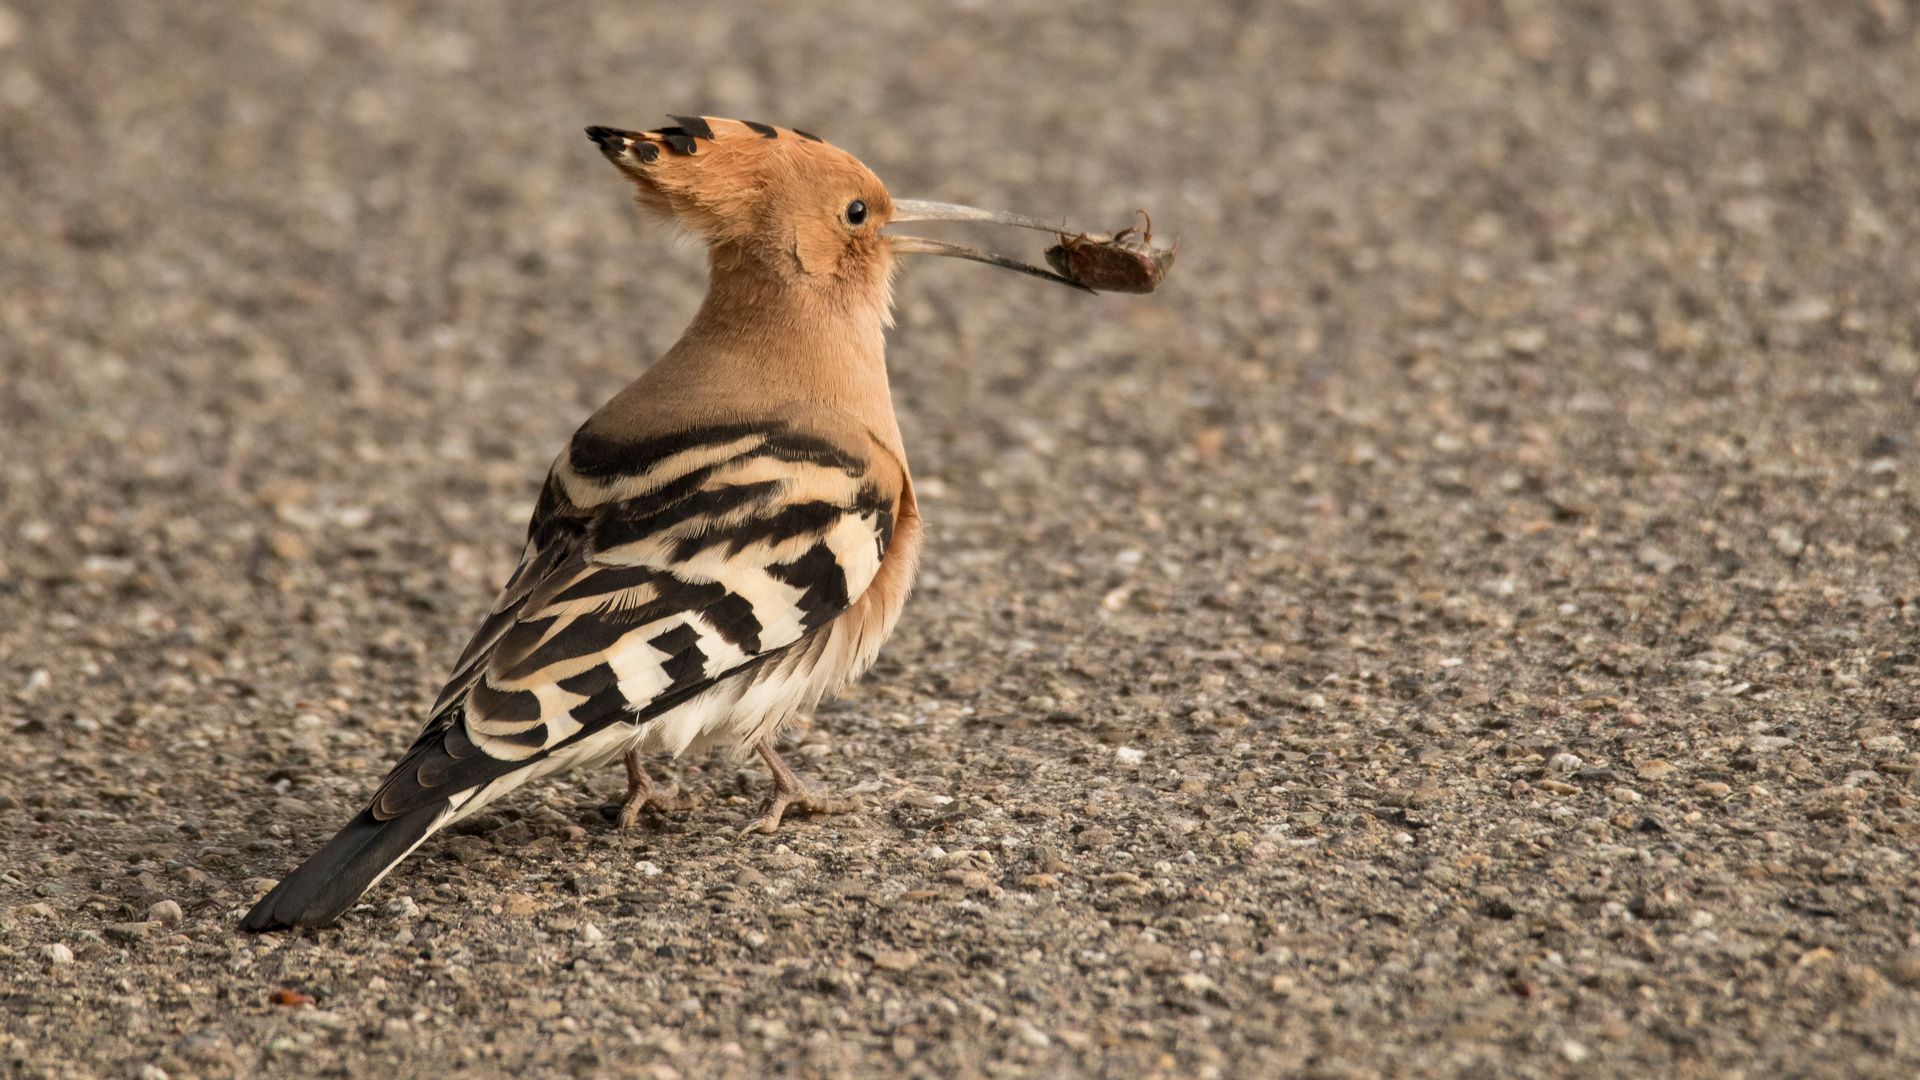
[2,1,1914,638]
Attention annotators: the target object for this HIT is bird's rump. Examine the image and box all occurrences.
[365,419,899,824]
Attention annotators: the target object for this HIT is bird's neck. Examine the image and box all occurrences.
[585,251,905,461]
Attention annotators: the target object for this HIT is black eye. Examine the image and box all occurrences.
[845,199,868,226]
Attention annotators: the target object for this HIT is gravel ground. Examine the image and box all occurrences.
[4,2,1920,1078]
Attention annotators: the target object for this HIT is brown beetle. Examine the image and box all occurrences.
[1044,211,1178,294]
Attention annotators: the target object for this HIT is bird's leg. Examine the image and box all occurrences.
[743,739,862,835]
[617,750,700,830]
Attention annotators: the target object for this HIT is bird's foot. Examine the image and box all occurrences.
[742,740,862,835]
[616,751,702,830]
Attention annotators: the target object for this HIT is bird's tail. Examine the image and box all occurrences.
[240,802,448,931]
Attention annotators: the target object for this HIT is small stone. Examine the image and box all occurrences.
[1509,780,1530,798]
[1114,746,1146,766]
[765,847,815,871]
[147,900,184,926]
[1636,760,1677,781]
[1693,781,1731,797]
[1537,779,1577,795]
[501,893,544,916]
[1548,752,1583,773]
[1503,327,1547,355]
[578,922,605,943]
[871,949,920,972]
[1886,949,1920,989]
[242,877,280,895]
[384,895,419,920]
[267,531,308,561]
[1864,522,1911,551]
[1561,1040,1590,1064]
[1177,971,1218,993]
[1020,873,1060,891]
[105,922,151,943]
[41,942,73,965]
[1013,1019,1052,1049]
[940,869,993,891]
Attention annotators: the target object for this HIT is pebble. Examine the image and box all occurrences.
[1548,752,1583,773]
[941,869,994,891]
[41,942,73,965]
[500,893,545,916]
[1114,746,1146,766]
[147,900,184,926]
[871,949,920,971]
[1635,760,1677,781]
[1887,949,1920,989]
[1693,781,1732,797]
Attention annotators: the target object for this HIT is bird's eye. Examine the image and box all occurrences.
[845,199,868,226]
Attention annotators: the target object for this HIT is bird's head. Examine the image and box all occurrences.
[588,116,1095,314]
[588,118,894,300]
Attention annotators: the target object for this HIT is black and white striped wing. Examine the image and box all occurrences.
[368,426,896,820]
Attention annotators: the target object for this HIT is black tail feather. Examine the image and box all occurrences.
[240,803,446,931]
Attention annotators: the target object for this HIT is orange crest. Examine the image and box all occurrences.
[587,117,894,282]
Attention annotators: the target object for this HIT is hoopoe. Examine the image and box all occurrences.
[242,115,1165,931]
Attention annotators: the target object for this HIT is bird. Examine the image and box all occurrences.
[240,115,1117,931]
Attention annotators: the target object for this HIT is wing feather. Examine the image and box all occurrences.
[366,421,894,821]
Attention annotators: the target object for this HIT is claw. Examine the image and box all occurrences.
[741,740,862,834]
[617,750,701,830]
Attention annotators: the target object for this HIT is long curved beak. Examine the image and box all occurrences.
[886,199,1092,292]
[890,199,1066,233]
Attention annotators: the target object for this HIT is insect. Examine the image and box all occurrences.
[1045,211,1178,294]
